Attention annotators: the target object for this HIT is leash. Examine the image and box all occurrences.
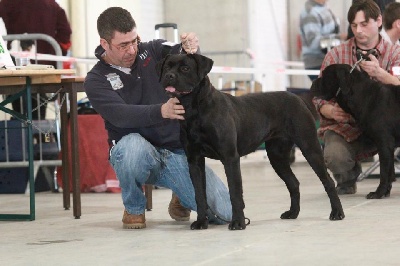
[207,204,251,226]
[349,57,363,74]
[350,48,379,73]
[344,48,379,95]
[339,56,363,95]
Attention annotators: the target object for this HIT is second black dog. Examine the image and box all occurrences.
[311,63,400,199]
[157,54,344,230]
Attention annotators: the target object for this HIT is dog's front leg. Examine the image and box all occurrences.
[367,145,395,199]
[223,158,246,230]
[187,155,209,230]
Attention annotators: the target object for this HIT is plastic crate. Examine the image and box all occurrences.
[0,167,29,194]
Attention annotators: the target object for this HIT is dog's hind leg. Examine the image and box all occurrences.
[265,139,301,219]
[296,137,345,220]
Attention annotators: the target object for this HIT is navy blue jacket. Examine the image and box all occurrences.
[84,40,183,150]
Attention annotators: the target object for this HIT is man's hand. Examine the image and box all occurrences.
[321,103,353,123]
[180,32,199,54]
[359,53,382,79]
[161,97,185,120]
[359,53,400,85]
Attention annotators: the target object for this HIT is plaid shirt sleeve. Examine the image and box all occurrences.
[313,39,363,142]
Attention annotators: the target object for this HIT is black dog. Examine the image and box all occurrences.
[156,54,344,230]
[311,63,400,199]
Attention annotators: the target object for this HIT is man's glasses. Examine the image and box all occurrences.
[109,36,140,52]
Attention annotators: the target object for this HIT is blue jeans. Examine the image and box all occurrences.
[109,133,232,224]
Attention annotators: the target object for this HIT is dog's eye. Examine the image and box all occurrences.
[180,66,190,72]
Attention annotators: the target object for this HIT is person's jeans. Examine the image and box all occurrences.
[109,133,232,224]
[323,130,374,186]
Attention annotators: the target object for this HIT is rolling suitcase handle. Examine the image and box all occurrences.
[155,23,179,43]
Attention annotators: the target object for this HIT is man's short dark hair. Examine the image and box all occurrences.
[97,7,136,41]
[348,0,382,31]
[382,2,400,30]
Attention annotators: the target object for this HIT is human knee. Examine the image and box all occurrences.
[113,133,152,162]
[110,133,158,182]
[324,151,355,174]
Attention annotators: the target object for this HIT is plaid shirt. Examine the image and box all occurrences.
[314,37,400,142]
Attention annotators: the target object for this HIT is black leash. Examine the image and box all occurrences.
[207,205,251,226]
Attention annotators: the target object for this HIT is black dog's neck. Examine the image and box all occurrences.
[179,77,212,103]
[178,77,214,122]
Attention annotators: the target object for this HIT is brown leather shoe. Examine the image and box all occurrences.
[168,193,191,221]
[122,210,146,229]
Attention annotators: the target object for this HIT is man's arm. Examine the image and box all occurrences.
[359,53,400,85]
[54,4,72,55]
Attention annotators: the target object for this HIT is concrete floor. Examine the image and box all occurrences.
[1,150,400,266]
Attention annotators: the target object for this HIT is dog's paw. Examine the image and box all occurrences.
[366,191,386,199]
[228,220,246,230]
[367,184,392,199]
[190,219,209,230]
[280,210,299,219]
[329,209,345,220]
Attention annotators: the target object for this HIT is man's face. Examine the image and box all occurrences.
[351,11,382,49]
[100,28,139,68]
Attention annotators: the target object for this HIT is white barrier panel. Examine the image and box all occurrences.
[8,51,320,91]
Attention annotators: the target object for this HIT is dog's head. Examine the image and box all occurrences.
[310,63,370,116]
[156,54,214,97]
[310,64,355,101]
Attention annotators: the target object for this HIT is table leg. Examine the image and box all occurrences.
[69,85,81,219]
[60,91,70,210]
[26,77,35,221]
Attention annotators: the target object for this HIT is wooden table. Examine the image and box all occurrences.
[0,69,83,220]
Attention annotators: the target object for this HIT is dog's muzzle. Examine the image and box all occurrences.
[164,86,192,97]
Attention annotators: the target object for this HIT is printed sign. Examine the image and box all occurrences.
[0,36,15,68]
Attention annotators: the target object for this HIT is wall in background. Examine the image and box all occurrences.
[66,0,163,75]
[2,0,397,90]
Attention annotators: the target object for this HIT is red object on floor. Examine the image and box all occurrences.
[57,114,120,193]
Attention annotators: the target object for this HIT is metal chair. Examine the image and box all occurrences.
[357,148,400,181]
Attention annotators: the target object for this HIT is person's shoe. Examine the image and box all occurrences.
[122,210,146,229]
[336,182,357,195]
[168,193,191,221]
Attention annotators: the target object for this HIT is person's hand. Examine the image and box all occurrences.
[161,97,185,120]
[180,32,199,54]
[329,103,353,123]
[359,52,382,79]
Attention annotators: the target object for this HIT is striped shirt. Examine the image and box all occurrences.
[314,37,400,144]
[299,0,338,68]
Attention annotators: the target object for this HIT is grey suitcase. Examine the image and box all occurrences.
[155,23,179,43]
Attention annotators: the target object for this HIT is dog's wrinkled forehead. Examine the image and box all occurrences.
[162,54,214,80]
[165,54,196,69]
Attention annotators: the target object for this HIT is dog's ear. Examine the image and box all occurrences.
[155,54,170,82]
[188,54,214,79]
[310,77,322,96]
